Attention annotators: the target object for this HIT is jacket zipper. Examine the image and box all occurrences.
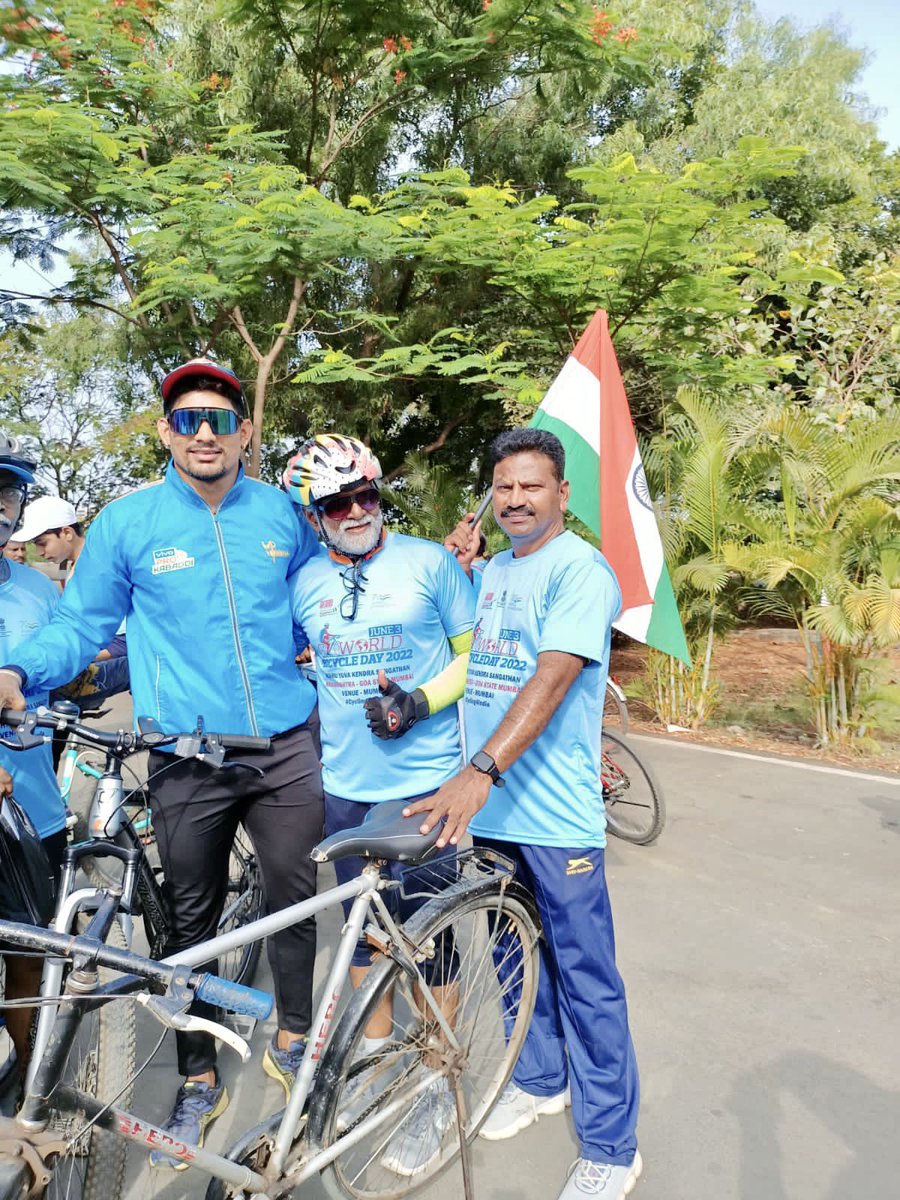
[210,509,259,735]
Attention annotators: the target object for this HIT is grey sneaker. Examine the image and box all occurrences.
[557,1153,643,1200]
[380,1079,456,1177]
[149,1070,229,1170]
[336,1054,404,1133]
[262,1034,309,1101]
[478,1080,568,1140]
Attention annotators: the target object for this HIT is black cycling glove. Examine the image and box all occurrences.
[364,676,430,740]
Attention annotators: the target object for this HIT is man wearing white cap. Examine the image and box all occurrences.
[17,495,84,575]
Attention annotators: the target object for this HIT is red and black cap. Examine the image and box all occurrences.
[161,359,246,412]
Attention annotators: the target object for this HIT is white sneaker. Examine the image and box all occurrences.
[478,1081,568,1141]
[380,1079,456,1177]
[558,1153,643,1200]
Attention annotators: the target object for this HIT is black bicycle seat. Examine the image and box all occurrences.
[311,799,442,865]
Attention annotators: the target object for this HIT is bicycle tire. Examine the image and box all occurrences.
[306,877,541,1200]
[603,679,630,735]
[601,729,666,845]
[44,916,135,1200]
[216,828,265,987]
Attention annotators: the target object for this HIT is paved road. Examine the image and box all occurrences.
[101,727,898,1200]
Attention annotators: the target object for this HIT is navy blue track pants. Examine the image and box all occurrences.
[475,838,639,1165]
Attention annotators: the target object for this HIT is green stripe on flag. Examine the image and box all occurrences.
[529,409,601,540]
[645,566,691,665]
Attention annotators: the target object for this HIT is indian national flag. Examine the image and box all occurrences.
[530,309,690,664]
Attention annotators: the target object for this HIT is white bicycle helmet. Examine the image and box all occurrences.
[283,435,382,508]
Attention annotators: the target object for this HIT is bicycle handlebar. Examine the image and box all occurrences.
[0,917,273,1021]
[0,707,272,757]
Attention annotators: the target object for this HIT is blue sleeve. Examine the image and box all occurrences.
[538,558,621,664]
[431,546,475,639]
[13,506,133,690]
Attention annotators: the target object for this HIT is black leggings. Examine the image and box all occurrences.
[148,722,324,1076]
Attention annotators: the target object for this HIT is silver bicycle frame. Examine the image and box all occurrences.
[29,860,462,1189]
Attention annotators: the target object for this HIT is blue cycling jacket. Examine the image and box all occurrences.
[12,463,318,738]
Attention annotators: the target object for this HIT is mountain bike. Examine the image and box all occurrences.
[0,740,541,1200]
[51,701,264,985]
[601,729,666,845]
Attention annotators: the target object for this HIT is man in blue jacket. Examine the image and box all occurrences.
[0,361,324,1166]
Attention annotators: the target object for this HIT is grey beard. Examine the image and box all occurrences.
[328,510,384,557]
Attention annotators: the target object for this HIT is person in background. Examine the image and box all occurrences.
[0,433,67,1079]
[17,496,84,579]
[2,541,27,565]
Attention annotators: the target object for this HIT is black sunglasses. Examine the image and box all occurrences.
[167,408,241,437]
[339,561,368,621]
[319,486,380,522]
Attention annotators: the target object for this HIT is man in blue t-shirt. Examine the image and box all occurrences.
[0,432,67,1077]
[407,428,642,1200]
[284,434,474,1177]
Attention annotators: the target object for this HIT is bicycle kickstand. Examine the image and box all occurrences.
[450,1065,476,1200]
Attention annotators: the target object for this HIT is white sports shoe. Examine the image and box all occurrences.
[557,1153,643,1200]
[478,1081,568,1141]
[380,1079,456,1177]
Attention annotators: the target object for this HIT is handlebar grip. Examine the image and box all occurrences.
[194,973,274,1020]
[0,708,26,727]
[216,733,272,751]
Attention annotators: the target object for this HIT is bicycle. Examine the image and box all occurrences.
[603,677,629,734]
[601,728,666,845]
[0,706,542,1200]
[52,700,265,985]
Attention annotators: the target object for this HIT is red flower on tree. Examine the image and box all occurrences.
[382,36,397,53]
[393,69,407,85]
[590,8,612,43]
[616,26,638,44]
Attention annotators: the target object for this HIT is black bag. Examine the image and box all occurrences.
[0,794,55,926]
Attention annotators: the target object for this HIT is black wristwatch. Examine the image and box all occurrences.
[469,750,505,788]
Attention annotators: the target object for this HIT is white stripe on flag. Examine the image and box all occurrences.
[622,444,663,591]
[538,358,600,453]
[614,603,652,641]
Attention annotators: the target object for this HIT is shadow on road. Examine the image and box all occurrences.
[729,1050,900,1200]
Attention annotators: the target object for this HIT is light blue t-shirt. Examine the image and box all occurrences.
[465,531,621,849]
[0,562,66,838]
[291,532,475,802]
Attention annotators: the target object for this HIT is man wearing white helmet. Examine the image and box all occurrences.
[284,434,475,1178]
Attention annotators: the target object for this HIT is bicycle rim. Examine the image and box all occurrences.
[601,730,666,845]
[311,881,540,1200]
[45,918,135,1200]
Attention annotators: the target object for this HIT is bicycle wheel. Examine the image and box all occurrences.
[307,877,541,1200]
[216,828,265,987]
[44,916,135,1200]
[0,960,16,1100]
[603,679,630,734]
[601,729,666,845]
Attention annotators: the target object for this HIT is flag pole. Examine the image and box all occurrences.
[470,489,493,526]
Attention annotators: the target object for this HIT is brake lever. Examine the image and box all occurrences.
[0,710,49,750]
[136,995,252,1062]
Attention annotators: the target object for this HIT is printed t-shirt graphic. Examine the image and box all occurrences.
[0,561,65,836]
[465,531,621,849]
[291,533,474,802]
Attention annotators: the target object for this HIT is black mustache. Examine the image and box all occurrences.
[500,506,534,518]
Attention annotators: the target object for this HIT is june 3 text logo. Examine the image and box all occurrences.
[261,540,289,561]
[151,547,195,576]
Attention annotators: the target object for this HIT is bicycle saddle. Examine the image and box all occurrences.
[311,799,443,865]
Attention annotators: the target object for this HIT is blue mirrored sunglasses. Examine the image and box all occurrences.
[168,408,241,436]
